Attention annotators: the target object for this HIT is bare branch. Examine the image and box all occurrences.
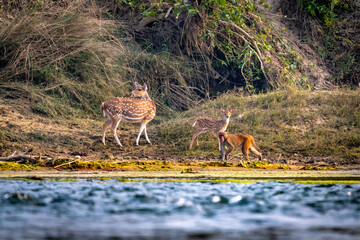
[0,149,33,162]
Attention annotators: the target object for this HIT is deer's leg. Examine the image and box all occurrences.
[215,135,222,151]
[102,118,112,145]
[196,130,210,146]
[111,118,122,147]
[211,132,222,151]
[190,130,204,149]
[144,125,151,144]
[136,121,148,146]
[208,132,222,151]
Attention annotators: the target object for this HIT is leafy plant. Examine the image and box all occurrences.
[298,0,349,26]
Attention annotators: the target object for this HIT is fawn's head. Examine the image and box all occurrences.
[221,109,234,119]
[131,82,150,100]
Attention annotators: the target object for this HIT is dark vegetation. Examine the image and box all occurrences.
[277,0,359,87]
[0,0,359,167]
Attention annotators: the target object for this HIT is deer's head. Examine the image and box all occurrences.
[221,109,234,119]
[131,82,150,100]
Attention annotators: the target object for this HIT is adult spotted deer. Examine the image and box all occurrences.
[100,82,156,146]
[190,109,234,149]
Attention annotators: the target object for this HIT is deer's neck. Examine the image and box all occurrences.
[219,117,230,131]
[222,117,230,125]
[142,92,152,101]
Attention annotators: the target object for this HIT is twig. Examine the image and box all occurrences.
[54,159,80,169]
[0,149,33,161]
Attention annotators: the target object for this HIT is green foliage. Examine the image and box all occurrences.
[297,0,359,86]
[141,1,165,17]
[28,132,46,141]
[180,168,198,173]
[119,0,308,93]
[0,0,45,14]
[298,0,350,27]
[0,162,34,171]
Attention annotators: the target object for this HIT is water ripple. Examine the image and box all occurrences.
[0,180,359,240]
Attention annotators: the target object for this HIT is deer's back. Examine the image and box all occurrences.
[194,117,225,131]
[102,97,156,122]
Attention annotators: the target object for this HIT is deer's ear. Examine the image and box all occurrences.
[135,82,141,88]
[143,83,148,91]
[230,109,234,113]
[221,108,224,113]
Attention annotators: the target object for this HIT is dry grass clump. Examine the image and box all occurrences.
[0,1,130,116]
[0,0,204,117]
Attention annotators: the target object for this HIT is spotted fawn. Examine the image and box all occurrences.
[190,109,234,150]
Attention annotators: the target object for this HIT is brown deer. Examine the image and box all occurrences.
[190,109,234,149]
[100,82,156,146]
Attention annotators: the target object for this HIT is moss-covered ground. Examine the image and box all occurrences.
[1,168,359,185]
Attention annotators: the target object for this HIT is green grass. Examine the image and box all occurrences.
[0,162,35,171]
[28,132,47,142]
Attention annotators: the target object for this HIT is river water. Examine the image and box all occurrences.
[0,180,359,240]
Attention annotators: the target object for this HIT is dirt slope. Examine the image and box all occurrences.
[0,97,178,161]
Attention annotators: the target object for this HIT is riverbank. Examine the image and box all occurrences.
[1,89,359,169]
[1,168,359,185]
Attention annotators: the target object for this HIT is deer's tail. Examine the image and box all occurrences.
[192,118,199,127]
[100,102,106,117]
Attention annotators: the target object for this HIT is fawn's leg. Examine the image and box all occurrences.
[190,130,205,149]
[217,139,222,151]
[209,132,221,151]
[111,118,122,146]
[102,118,112,145]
